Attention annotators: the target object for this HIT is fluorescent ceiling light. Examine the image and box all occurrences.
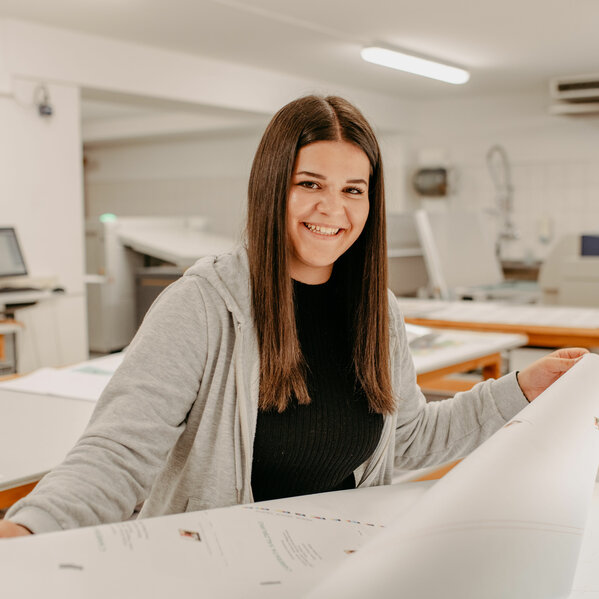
[361,47,470,85]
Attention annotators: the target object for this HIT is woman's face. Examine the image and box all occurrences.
[286,140,371,284]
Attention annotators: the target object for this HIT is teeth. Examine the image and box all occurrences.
[304,223,340,236]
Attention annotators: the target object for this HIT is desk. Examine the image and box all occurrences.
[0,289,53,308]
[118,229,235,269]
[0,289,55,374]
[0,390,95,509]
[411,329,527,392]
[0,353,123,508]
[0,320,21,373]
[399,298,599,348]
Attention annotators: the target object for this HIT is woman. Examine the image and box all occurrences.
[0,95,585,537]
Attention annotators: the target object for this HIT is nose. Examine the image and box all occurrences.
[316,188,345,217]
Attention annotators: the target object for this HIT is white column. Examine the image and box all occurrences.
[0,78,87,370]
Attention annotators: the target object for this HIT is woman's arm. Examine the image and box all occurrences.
[391,296,530,469]
[3,276,210,534]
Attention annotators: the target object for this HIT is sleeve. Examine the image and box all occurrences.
[5,276,210,533]
[390,296,529,470]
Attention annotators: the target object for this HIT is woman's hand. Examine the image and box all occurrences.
[516,348,589,402]
[0,520,32,538]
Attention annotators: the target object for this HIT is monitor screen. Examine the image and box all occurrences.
[581,235,599,257]
[0,227,27,278]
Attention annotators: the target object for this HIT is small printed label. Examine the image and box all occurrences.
[179,528,201,541]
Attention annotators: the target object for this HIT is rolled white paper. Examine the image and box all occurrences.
[308,353,599,599]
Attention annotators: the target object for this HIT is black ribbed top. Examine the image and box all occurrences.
[251,273,383,502]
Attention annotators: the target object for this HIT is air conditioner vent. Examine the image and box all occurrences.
[549,102,599,116]
[556,80,599,93]
[551,74,599,103]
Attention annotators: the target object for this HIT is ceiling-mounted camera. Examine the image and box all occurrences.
[35,85,53,118]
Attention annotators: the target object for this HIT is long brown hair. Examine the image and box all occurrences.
[247,95,394,414]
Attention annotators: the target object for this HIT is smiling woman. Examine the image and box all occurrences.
[247,95,392,414]
[0,95,585,540]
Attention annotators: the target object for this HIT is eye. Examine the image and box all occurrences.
[344,186,365,195]
[298,181,320,190]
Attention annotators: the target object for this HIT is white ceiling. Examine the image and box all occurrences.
[80,89,270,123]
[0,0,597,101]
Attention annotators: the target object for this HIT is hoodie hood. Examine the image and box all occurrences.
[183,246,253,326]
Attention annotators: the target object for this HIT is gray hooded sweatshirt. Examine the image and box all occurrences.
[6,247,528,534]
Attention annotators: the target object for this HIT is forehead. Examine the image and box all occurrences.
[293,140,370,176]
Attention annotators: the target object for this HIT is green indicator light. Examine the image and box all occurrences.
[99,213,117,223]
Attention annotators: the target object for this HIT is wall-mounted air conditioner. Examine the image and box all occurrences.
[549,74,599,116]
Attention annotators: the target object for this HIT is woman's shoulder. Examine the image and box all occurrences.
[162,246,252,324]
[183,246,248,280]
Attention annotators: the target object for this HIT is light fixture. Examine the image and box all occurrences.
[361,47,470,85]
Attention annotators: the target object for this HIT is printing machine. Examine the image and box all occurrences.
[538,234,599,308]
[85,216,235,353]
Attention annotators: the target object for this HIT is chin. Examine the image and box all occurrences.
[299,250,341,268]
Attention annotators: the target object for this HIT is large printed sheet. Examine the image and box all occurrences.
[1,482,432,597]
[2,354,599,598]
[310,353,599,599]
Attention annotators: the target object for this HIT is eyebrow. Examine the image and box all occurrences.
[295,171,368,185]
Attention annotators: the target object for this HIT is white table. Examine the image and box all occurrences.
[0,391,95,506]
[0,354,122,506]
[411,328,526,375]
[119,229,235,269]
[410,328,527,392]
[0,320,22,370]
[398,297,599,348]
[0,289,55,373]
[0,289,53,308]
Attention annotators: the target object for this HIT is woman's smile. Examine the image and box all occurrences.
[302,222,344,237]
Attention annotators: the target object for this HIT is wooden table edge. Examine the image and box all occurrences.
[406,318,599,348]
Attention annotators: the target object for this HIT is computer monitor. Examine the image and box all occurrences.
[0,227,28,278]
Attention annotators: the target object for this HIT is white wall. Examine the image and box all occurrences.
[0,78,87,369]
[0,22,10,95]
[410,92,599,261]
[379,132,413,213]
[84,130,264,241]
